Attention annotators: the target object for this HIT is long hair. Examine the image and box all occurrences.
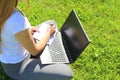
[0,0,18,29]
[0,0,29,53]
[0,0,17,53]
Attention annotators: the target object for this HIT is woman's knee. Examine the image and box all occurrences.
[51,64,74,79]
[62,64,74,79]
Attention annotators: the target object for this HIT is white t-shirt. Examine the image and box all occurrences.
[0,9,31,64]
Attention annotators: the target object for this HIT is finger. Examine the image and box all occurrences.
[51,27,55,34]
[52,27,56,32]
[34,28,40,32]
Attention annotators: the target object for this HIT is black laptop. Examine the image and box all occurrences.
[33,10,90,64]
[60,10,90,63]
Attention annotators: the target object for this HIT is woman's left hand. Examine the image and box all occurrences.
[31,27,39,35]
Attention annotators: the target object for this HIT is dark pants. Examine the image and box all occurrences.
[1,57,73,80]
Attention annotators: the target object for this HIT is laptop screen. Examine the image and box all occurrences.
[60,10,90,62]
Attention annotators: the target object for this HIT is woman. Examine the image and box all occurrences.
[0,0,73,80]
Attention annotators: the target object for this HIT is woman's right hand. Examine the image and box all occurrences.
[46,25,56,37]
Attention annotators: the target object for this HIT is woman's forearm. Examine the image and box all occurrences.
[34,33,51,55]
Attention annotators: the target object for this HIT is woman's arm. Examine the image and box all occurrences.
[15,25,55,56]
[31,27,39,35]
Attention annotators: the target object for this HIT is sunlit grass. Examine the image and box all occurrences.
[0,0,120,80]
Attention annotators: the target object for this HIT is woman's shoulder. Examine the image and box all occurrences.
[5,10,26,25]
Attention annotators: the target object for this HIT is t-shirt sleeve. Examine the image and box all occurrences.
[5,11,31,35]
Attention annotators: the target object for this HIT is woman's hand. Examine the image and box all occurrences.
[46,25,56,37]
[31,27,39,35]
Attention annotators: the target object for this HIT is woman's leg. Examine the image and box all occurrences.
[1,58,73,80]
[19,59,73,80]
[1,61,23,79]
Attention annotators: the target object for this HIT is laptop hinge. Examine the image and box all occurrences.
[62,36,73,63]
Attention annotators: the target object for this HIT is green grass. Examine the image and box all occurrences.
[0,0,120,80]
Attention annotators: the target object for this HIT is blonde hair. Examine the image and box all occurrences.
[0,0,29,52]
[0,0,18,28]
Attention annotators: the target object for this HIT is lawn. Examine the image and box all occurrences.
[0,0,120,80]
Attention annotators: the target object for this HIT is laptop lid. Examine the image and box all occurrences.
[60,10,90,63]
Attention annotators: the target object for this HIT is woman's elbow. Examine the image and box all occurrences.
[28,48,43,56]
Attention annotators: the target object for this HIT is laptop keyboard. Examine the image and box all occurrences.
[49,33,67,62]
